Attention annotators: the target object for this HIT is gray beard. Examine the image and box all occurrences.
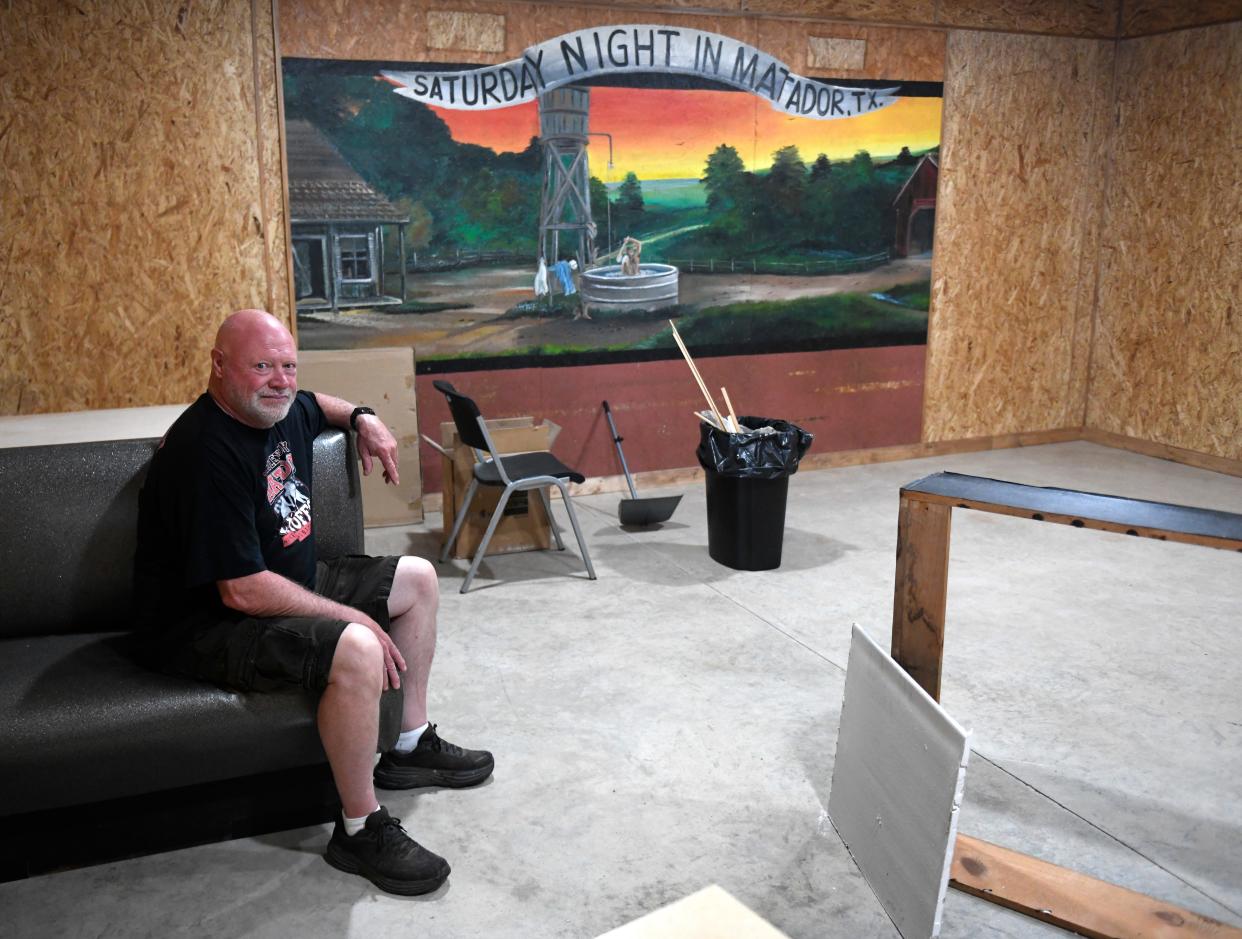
[242,393,293,428]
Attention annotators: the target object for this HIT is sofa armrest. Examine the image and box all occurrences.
[312,428,365,560]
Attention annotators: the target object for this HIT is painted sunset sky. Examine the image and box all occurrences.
[430,86,941,181]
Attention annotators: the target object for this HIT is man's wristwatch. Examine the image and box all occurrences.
[349,406,376,431]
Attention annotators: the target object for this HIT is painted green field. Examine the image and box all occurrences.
[635,293,928,350]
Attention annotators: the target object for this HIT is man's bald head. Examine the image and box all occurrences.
[214,309,293,355]
[207,309,298,429]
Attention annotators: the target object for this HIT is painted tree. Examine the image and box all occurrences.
[615,172,645,213]
[702,144,746,212]
[589,176,611,250]
[612,171,645,236]
[701,144,759,244]
[764,146,808,230]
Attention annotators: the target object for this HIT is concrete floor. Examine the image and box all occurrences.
[2,441,1240,938]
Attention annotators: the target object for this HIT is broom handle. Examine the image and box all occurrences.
[601,401,640,499]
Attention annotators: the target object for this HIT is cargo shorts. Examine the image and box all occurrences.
[146,555,400,695]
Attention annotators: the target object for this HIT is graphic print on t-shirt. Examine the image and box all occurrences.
[264,441,312,546]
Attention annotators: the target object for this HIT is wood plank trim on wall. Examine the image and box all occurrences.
[1081,428,1242,480]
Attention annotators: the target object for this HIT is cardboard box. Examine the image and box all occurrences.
[297,348,423,527]
[438,417,558,559]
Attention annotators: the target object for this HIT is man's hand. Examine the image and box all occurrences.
[357,613,407,690]
[313,393,401,487]
[355,413,400,487]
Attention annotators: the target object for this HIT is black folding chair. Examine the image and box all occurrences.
[433,380,597,593]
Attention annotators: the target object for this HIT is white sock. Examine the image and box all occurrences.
[394,722,430,754]
[343,805,381,837]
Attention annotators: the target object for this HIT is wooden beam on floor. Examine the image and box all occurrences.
[950,834,1242,939]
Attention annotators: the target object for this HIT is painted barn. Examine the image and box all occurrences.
[286,119,408,312]
[892,153,938,257]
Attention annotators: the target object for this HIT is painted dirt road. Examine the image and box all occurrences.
[296,257,932,358]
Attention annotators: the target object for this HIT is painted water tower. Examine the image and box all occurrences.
[538,87,595,268]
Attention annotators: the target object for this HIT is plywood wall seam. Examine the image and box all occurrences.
[918,23,953,445]
[937,23,1113,41]
[1120,17,1242,39]
[1074,37,1118,430]
[271,0,297,339]
[249,0,276,317]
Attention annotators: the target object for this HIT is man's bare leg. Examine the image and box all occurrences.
[386,556,439,731]
[373,555,494,789]
[319,623,384,819]
[321,618,450,895]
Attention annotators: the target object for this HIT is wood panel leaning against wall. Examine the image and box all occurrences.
[0,0,290,416]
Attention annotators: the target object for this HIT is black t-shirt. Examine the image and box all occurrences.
[134,390,327,625]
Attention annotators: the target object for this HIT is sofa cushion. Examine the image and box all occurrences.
[0,439,156,638]
[0,429,363,640]
[0,632,327,815]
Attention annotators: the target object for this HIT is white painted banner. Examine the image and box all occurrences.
[381,25,900,120]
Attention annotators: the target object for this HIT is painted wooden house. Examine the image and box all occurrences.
[891,153,938,258]
[286,119,409,312]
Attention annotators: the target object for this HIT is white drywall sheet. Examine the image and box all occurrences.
[828,624,971,939]
[596,884,792,939]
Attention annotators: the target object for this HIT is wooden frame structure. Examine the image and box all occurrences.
[891,472,1242,938]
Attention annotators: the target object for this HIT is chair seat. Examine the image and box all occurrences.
[475,450,585,486]
[434,377,595,592]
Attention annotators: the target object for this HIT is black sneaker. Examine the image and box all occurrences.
[374,724,495,790]
[324,806,450,896]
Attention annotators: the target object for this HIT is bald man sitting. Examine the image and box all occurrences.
[134,309,491,896]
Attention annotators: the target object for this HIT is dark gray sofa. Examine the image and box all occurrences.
[0,428,398,822]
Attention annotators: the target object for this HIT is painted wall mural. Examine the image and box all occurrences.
[282,27,942,374]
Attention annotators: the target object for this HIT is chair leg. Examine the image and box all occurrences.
[537,487,566,551]
[461,485,514,594]
[441,478,479,563]
[555,481,597,581]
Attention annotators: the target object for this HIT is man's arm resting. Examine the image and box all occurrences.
[218,570,407,686]
[218,569,372,625]
[313,391,400,486]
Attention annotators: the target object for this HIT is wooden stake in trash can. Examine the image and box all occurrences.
[669,320,725,430]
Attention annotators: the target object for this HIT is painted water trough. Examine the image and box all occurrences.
[580,263,679,311]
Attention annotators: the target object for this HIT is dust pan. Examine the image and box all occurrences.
[602,401,682,527]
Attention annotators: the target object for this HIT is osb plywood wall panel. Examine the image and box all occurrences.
[755,19,944,80]
[279,0,943,79]
[1122,0,1242,37]
[936,0,1116,37]
[0,0,289,415]
[921,31,1114,442]
[1086,23,1242,460]
[280,0,756,64]
[742,0,935,24]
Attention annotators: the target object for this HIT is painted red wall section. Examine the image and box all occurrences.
[417,344,925,496]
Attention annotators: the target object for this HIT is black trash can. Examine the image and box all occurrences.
[697,416,813,571]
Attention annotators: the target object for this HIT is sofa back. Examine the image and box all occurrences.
[0,429,363,639]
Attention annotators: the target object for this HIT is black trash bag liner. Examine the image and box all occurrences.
[696,416,814,480]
